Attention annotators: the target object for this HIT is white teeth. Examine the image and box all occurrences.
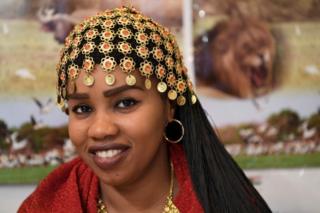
[96,149,122,158]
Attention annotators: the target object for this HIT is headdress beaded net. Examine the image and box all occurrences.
[56,6,197,111]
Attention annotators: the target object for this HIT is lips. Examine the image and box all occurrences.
[88,143,130,170]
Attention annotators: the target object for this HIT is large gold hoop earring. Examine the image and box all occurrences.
[164,119,184,143]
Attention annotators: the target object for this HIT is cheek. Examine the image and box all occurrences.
[68,118,87,147]
[134,117,163,142]
[123,104,167,149]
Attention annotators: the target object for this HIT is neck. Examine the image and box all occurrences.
[99,144,172,212]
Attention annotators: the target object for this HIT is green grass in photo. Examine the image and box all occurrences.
[0,165,56,184]
[1,153,320,184]
[235,153,320,169]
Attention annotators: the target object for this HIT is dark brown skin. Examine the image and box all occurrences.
[67,66,176,212]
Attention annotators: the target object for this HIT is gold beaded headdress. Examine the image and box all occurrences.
[56,6,197,111]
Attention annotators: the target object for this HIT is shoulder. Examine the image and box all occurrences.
[170,144,204,212]
[18,157,98,213]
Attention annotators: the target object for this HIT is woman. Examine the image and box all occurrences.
[19,6,271,213]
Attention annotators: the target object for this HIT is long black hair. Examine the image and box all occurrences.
[175,91,271,213]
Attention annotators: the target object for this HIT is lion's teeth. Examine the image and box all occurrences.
[96,150,121,158]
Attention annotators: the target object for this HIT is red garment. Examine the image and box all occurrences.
[18,144,203,213]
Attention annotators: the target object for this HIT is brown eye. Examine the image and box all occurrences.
[116,98,139,109]
[72,104,92,114]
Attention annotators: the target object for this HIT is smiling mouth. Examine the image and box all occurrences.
[89,144,130,170]
[95,149,123,158]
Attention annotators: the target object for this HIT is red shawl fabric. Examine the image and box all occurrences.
[18,144,203,213]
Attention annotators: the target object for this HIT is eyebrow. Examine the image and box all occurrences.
[103,85,143,97]
[67,93,89,100]
[67,85,144,100]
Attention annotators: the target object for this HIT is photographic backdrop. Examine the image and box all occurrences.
[0,0,320,212]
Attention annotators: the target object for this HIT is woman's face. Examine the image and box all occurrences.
[67,66,173,186]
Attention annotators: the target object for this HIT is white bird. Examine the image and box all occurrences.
[295,25,301,36]
[17,154,27,165]
[245,144,257,156]
[257,123,268,134]
[225,144,242,156]
[269,142,284,155]
[0,154,8,168]
[304,65,319,75]
[26,154,45,166]
[9,132,28,151]
[300,121,317,139]
[2,155,19,168]
[303,127,317,139]
[63,139,76,162]
[239,128,254,139]
[248,135,263,144]
[266,126,278,137]
[45,149,63,166]
[30,115,46,130]
[63,139,76,155]
[2,22,9,34]
[12,138,28,151]
[15,68,36,80]
[32,97,54,114]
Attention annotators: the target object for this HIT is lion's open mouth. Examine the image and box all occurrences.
[249,64,268,88]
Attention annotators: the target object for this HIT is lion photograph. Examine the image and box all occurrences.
[194,17,276,99]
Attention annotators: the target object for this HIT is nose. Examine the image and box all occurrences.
[88,112,119,141]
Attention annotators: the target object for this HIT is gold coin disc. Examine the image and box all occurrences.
[105,74,116,85]
[157,82,167,93]
[83,74,95,86]
[177,95,186,106]
[126,74,136,86]
[191,94,197,104]
[168,90,177,100]
[145,79,152,89]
